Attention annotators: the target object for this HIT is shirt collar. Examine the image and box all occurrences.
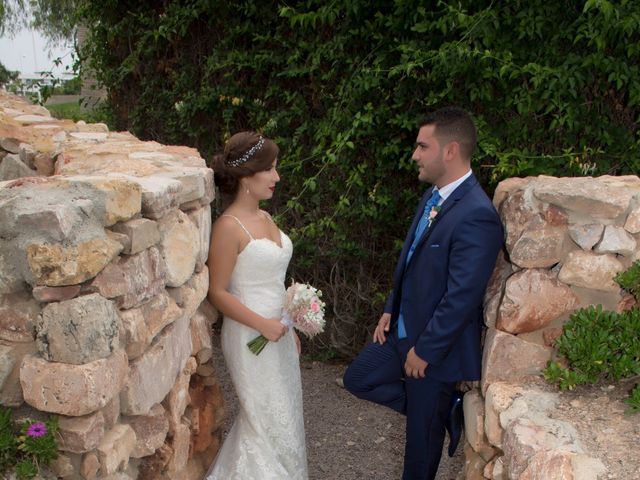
[433,169,472,204]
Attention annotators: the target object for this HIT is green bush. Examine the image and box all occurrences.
[544,262,640,412]
[0,409,59,479]
[77,1,640,353]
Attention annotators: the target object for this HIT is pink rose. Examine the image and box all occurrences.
[310,300,320,313]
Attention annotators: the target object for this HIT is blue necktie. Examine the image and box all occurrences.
[397,189,441,338]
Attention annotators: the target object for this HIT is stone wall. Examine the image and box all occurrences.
[464,175,640,479]
[0,91,223,479]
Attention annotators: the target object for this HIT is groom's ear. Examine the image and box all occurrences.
[443,141,460,161]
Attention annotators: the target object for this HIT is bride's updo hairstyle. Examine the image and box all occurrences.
[212,131,279,205]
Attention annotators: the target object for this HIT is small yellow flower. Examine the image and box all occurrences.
[231,97,242,106]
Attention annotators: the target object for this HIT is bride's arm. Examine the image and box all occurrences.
[207,217,288,342]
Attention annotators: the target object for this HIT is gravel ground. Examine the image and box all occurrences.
[211,333,464,480]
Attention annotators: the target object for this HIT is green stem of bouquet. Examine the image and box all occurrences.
[247,335,269,355]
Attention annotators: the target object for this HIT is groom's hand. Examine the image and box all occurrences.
[373,313,391,344]
[404,347,428,378]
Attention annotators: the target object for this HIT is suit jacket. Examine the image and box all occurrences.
[385,174,503,382]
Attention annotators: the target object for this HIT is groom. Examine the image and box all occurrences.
[344,107,503,479]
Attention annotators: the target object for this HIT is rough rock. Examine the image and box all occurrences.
[97,424,137,476]
[568,224,604,251]
[157,209,199,287]
[37,293,120,364]
[20,349,128,416]
[110,217,160,255]
[594,225,637,257]
[496,269,578,334]
[58,411,106,453]
[558,250,625,292]
[0,291,39,342]
[481,329,552,394]
[122,404,169,458]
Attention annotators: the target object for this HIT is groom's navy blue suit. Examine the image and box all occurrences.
[344,174,503,480]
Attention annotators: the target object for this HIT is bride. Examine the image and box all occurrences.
[206,131,308,479]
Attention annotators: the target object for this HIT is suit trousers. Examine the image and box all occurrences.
[343,331,456,480]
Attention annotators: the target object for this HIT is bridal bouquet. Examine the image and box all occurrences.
[247,282,326,355]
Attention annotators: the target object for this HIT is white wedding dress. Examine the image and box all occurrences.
[206,215,308,480]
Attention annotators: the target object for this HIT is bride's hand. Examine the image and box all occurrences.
[260,318,289,342]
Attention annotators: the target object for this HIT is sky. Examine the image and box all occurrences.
[0,27,75,79]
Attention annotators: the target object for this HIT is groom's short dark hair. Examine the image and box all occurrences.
[420,107,477,160]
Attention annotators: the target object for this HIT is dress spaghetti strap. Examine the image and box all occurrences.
[221,214,254,240]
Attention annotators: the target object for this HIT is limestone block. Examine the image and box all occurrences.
[156,169,206,205]
[120,312,192,415]
[97,424,137,476]
[0,291,39,342]
[519,451,606,480]
[0,136,21,153]
[167,268,209,319]
[110,218,160,254]
[624,203,640,234]
[20,349,128,416]
[14,113,56,124]
[483,250,512,329]
[18,142,36,167]
[191,310,213,356]
[558,250,625,292]
[166,422,191,477]
[32,284,82,302]
[166,357,197,434]
[481,329,552,394]
[190,377,225,454]
[26,236,123,286]
[499,190,537,254]
[496,269,578,334]
[69,132,108,142]
[0,153,37,180]
[187,205,212,272]
[463,389,498,462]
[14,203,81,242]
[0,342,36,407]
[484,382,523,448]
[568,223,604,251]
[50,453,76,477]
[37,293,119,364]
[181,459,207,480]
[0,247,25,294]
[157,209,199,287]
[462,442,486,480]
[123,403,170,458]
[0,345,14,390]
[81,452,100,480]
[119,292,181,359]
[532,175,640,220]
[90,246,166,309]
[132,175,181,219]
[502,417,583,479]
[117,307,151,360]
[65,176,142,226]
[594,225,637,257]
[58,411,105,453]
[33,152,55,176]
[101,395,120,431]
[509,217,567,268]
[492,177,533,211]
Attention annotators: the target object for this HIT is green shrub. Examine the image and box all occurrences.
[545,263,640,412]
[0,408,59,479]
[76,0,640,353]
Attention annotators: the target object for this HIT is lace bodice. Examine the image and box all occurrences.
[207,216,308,480]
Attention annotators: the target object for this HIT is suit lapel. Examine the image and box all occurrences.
[405,175,478,269]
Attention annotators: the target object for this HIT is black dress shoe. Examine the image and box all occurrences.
[445,390,464,457]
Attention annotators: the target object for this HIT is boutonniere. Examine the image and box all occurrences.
[427,206,441,227]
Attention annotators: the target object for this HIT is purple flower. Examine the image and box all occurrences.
[26,422,47,438]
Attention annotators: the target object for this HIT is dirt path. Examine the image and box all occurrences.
[211,334,464,479]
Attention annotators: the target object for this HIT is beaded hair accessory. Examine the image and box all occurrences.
[225,136,265,167]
